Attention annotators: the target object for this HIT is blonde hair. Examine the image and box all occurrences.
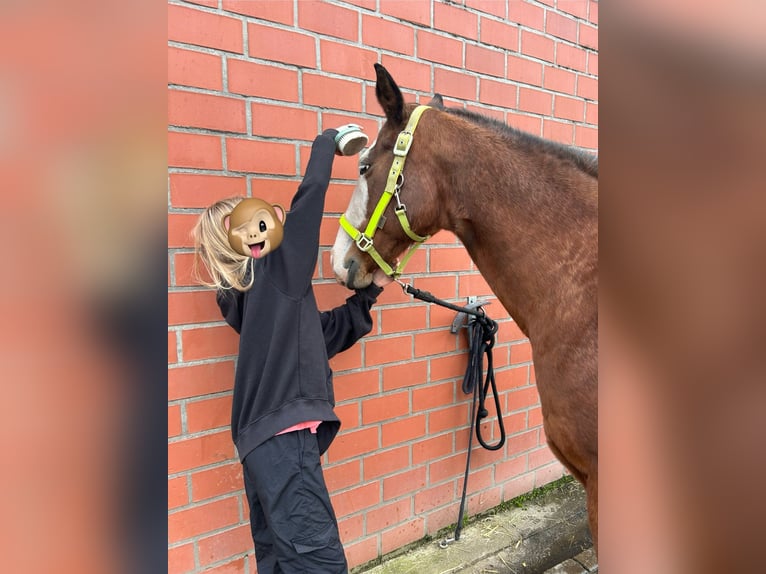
[191,196,255,292]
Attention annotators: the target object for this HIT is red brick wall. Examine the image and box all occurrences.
[168,1,598,571]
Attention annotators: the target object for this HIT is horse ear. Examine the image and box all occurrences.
[428,94,445,110]
[374,63,404,126]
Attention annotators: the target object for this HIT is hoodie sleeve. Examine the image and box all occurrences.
[320,283,384,359]
[216,288,245,334]
[265,131,337,295]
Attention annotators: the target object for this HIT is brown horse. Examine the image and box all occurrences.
[331,64,598,549]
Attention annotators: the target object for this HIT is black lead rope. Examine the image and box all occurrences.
[398,282,506,543]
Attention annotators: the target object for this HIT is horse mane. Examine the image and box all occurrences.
[443,107,598,178]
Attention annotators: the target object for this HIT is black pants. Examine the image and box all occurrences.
[242,429,348,574]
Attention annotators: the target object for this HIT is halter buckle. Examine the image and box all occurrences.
[393,131,414,157]
[355,234,373,252]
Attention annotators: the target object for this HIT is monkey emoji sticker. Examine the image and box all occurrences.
[224,198,286,258]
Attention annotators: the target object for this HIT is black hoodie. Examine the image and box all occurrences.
[217,131,382,461]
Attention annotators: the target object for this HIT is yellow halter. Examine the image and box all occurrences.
[338,105,431,278]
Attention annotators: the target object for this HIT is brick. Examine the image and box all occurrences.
[168,46,222,91]
[169,404,182,438]
[508,1,544,29]
[362,14,414,55]
[480,77,517,107]
[412,433,453,465]
[543,65,576,94]
[320,40,377,78]
[588,51,598,75]
[198,525,252,567]
[303,74,363,112]
[546,11,578,43]
[182,0,217,6]
[507,53,543,86]
[168,543,195,574]
[586,101,598,125]
[554,95,584,122]
[467,0,505,18]
[345,537,378,570]
[299,0,358,41]
[364,335,412,366]
[380,516,425,554]
[181,325,239,362]
[493,454,527,483]
[380,0,430,26]
[506,428,540,455]
[169,90,246,133]
[334,368,380,401]
[169,330,178,363]
[366,499,411,532]
[330,481,380,516]
[529,445,557,468]
[510,341,533,364]
[497,320,526,342]
[227,59,299,102]
[191,462,243,502]
[412,380,455,412]
[430,352,468,382]
[503,472,536,501]
[361,391,409,424]
[168,131,222,169]
[528,406,543,427]
[557,42,587,72]
[381,414,427,447]
[518,87,553,115]
[577,74,598,101]
[495,365,529,390]
[328,339,363,371]
[579,22,597,50]
[436,66,478,101]
[169,174,246,209]
[168,361,235,401]
[379,54,432,93]
[168,4,243,54]
[414,330,457,358]
[251,103,317,141]
[434,2,478,40]
[186,395,232,433]
[414,481,454,514]
[575,124,598,150]
[429,452,467,484]
[558,0,589,19]
[383,467,426,500]
[543,118,575,144]
[521,30,555,62]
[466,43,505,78]
[506,111,542,135]
[226,138,295,175]
[326,426,378,463]
[338,513,364,544]
[168,431,234,474]
[417,30,463,67]
[506,386,540,412]
[589,0,598,24]
[429,403,469,434]
[207,558,249,574]
[535,462,566,487]
[363,445,409,480]
[479,16,518,51]
[168,475,188,510]
[335,402,359,429]
[324,459,361,493]
[168,496,240,542]
[380,306,427,334]
[168,213,199,249]
[168,291,221,325]
[222,0,293,25]
[381,360,427,391]
[247,22,316,68]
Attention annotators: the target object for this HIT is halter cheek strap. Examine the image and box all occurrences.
[339,105,431,278]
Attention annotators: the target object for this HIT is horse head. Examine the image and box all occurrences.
[331,64,445,289]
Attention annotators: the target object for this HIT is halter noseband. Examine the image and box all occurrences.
[339,105,431,278]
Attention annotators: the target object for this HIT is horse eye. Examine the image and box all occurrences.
[259,220,267,232]
[359,164,370,176]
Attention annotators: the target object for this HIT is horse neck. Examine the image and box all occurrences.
[430,126,598,342]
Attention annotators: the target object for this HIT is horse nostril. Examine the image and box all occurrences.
[346,259,359,288]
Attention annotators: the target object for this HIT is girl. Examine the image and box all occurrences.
[192,126,390,573]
